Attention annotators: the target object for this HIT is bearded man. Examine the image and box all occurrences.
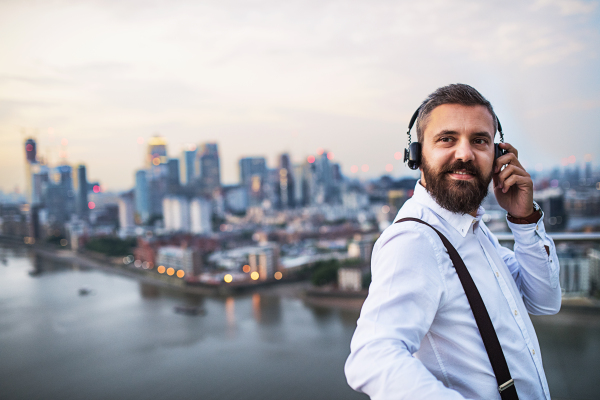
[345,84,561,400]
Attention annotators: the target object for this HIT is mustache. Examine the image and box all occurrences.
[440,161,480,176]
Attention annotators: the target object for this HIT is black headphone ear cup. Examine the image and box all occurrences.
[407,142,421,170]
[494,144,506,162]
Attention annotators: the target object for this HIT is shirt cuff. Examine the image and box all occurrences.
[506,211,551,247]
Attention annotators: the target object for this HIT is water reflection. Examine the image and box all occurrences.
[139,283,160,298]
[252,294,281,325]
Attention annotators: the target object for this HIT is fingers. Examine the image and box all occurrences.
[494,148,523,173]
[495,166,532,193]
[500,142,518,158]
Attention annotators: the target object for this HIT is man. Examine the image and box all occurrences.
[345,84,561,399]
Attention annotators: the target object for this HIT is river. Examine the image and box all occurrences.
[0,245,598,400]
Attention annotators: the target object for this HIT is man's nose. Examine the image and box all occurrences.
[454,139,475,162]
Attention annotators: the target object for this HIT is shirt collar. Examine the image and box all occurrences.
[411,180,485,237]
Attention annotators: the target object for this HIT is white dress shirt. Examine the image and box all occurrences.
[345,182,561,400]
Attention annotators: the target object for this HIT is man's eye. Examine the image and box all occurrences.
[473,139,488,144]
[439,137,452,142]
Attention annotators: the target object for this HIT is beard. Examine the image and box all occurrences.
[421,157,492,215]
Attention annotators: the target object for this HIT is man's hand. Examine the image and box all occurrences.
[493,143,534,218]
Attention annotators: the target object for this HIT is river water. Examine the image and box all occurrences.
[0,245,598,400]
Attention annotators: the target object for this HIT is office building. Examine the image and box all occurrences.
[135,170,150,223]
[197,143,221,195]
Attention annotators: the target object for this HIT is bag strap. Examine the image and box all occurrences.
[396,217,518,400]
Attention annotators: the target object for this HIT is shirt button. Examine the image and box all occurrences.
[532,349,536,355]
[514,310,518,316]
[495,272,499,277]
[536,225,539,230]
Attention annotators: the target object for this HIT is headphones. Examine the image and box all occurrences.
[403,106,506,170]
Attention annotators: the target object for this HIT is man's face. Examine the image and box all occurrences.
[420,104,495,215]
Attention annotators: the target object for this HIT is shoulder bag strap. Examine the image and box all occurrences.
[396,217,519,400]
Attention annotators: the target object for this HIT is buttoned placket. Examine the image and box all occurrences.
[476,225,552,400]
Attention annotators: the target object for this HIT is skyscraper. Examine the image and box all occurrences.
[167,158,180,191]
[73,164,89,220]
[197,143,221,195]
[135,170,150,223]
[239,157,267,207]
[146,136,168,167]
[182,147,197,185]
[277,153,295,209]
[24,138,37,204]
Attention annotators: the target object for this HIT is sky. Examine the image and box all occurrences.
[0,0,599,192]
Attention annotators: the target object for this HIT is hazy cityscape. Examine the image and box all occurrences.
[1,1,600,399]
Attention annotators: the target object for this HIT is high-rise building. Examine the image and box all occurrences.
[24,138,38,204]
[43,165,75,231]
[248,243,280,281]
[167,158,180,191]
[73,164,89,220]
[182,148,197,185]
[240,157,267,207]
[197,143,221,195]
[277,153,295,209]
[118,190,136,231]
[146,136,168,167]
[135,170,150,223]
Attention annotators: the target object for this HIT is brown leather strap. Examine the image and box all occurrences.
[396,218,519,400]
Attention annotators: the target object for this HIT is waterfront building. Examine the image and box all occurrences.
[338,268,362,291]
[156,246,203,277]
[347,234,374,263]
[248,243,280,281]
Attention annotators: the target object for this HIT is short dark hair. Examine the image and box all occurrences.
[415,83,498,142]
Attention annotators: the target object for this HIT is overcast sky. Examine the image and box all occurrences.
[1,0,599,192]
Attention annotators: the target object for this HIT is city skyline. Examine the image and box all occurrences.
[1,0,599,192]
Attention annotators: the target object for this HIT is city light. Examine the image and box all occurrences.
[93,185,100,193]
[224,274,233,283]
[385,164,393,172]
[307,155,315,163]
[26,144,33,151]
[61,138,68,146]
[382,205,390,214]
[243,265,251,273]
[60,239,68,246]
[274,271,282,280]
[568,155,576,164]
[394,152,402,160]
[157,265,166,274]
[176,270,185,278]
[88,201,96,210]
[250,271,259,280]
[166,267,175,276]
[152,158,160,166]
[134,260,142,268]
[351,165,358,173]
[585,154,593,162]
[316,147,324,155]
[327,152,334,160]
[361,164,369,172]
